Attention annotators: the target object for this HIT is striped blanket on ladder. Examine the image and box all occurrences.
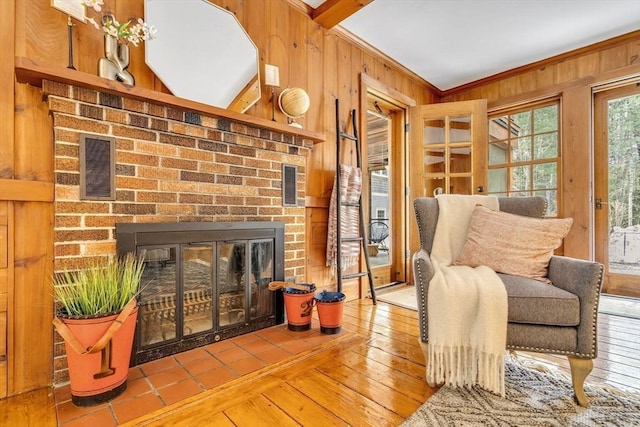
[326,164,362,275]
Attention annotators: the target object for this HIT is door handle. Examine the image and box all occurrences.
[595,198,608,210]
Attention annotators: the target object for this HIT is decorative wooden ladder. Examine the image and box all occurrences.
[334,99,377,304]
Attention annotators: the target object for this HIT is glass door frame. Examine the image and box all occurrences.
[359,74,415,292]
[593,80,640,297]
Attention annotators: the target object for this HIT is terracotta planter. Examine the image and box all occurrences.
[57,306,138,406]
[315,291,346,334]
[283,284,316,331]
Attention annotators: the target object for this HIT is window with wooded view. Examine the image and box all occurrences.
[606,93,640,231]
[487,100,560,216]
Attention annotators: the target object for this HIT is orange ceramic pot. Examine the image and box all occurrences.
[60,307,138,406]
[283,285,316,331]
[315,291,346,334]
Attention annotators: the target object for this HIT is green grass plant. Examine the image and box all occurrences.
[53,253,145,317]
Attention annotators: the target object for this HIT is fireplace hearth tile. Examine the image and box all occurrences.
[241,336,274,354]
[279,339,316,354]
[214,346,253,365]
[195,366,239,390]
[110,376,153,403]
[182,355,224,376]
[204,339,236,354]
[302,333,341,346]
[231,332,263,345]
[228,356,267,376]
[255,347,292,365]
[156,378,203,406]
[59,406,114,427]
[139,357,180,376]
[173,347,210,364]
[112,392,164,424]
[261,329,298,345]
[146,366,191,390]
[55,396,107,424]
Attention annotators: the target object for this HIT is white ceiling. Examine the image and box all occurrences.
[303,0,640,91]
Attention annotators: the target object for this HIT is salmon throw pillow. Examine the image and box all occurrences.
[454,204,573,283]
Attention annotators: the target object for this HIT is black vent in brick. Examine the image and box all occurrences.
[282,164,297,207]
[80,134,115,200]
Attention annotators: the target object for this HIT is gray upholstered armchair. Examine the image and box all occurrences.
[412,196,603,406]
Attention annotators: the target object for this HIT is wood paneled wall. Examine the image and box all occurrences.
[3,0,639,398]
[2,0,56,398]
[14,0,438,296]
[2,0,437,395]
[0,0,15,400]
[443,32,640,259]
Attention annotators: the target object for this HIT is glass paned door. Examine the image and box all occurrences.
[408,99,488,267]
[367,109,391,273]
[410,100,487,200]
[594,83,640,297]
[363,93,408,288]
[420,115,474,195]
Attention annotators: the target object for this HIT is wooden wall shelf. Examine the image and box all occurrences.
[14,56,324,143]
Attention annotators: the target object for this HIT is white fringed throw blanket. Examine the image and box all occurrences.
[427,194,507,396]
[326,164,362,274]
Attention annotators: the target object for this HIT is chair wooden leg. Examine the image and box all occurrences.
[568,356,593,407]
[419,340,429,379]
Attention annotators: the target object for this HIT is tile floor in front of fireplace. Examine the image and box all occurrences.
[54,319,338,427]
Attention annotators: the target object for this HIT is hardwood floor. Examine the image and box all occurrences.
[1,298,639,426]
[122,300,435,426]
[0,387,56,427]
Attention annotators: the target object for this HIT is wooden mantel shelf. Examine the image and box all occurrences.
[14,56,324,143]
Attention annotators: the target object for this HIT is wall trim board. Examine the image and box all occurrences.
[0,180,54,203]
[14,57,324,144]
[443,30,640,98]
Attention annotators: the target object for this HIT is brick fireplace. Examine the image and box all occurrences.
[116,220,286,365]
[41,78,315,386]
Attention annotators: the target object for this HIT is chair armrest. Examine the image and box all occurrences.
[548,255,603,357]
[412,249,434,344]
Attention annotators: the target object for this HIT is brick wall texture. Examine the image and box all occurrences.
[43,80,312,385]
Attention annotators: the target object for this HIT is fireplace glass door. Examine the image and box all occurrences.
[183,245,214,336]
[218,240,274,328]
[138,246,179,346]
[117,221,285,365]
[135,239,277,360]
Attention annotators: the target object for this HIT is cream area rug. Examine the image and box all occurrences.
[402,356,640,426]
[376,285,418,310]
[599,294,640,319]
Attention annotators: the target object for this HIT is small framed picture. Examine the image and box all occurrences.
[51,0,86,22]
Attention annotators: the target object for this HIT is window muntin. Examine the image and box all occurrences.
[488,100,560,216]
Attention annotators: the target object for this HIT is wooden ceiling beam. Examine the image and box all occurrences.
[312,0,374,29]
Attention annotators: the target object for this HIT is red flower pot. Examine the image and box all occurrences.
[283,284,316,331]
[57,306,138,406]
[315,291,346,334]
